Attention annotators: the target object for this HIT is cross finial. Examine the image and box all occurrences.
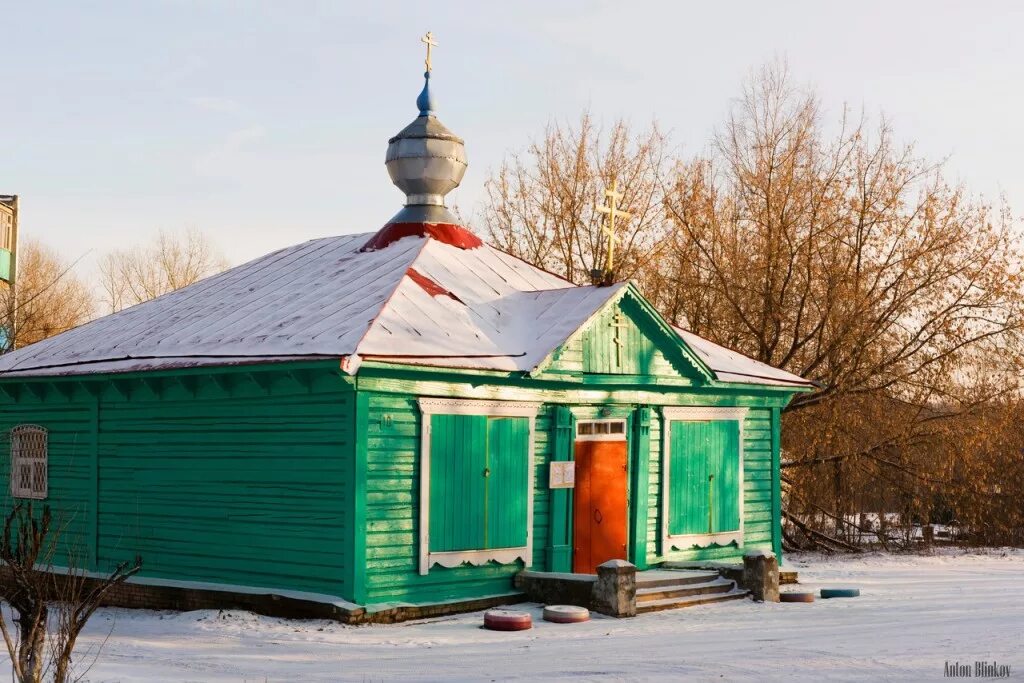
[595,177,632,284]
[421,31,438,72]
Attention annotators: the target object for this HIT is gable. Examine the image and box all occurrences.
[537,285,714,383]
[581,299,659,375]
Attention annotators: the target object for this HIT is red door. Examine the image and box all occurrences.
[573,440,628,573]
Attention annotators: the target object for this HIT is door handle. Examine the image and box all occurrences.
[593,509,603,524]
[483,467,490,477]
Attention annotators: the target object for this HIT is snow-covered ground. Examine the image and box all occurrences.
[11,549,1023,682]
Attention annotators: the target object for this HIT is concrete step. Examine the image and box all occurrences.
[636,588,749,613]
[634,570,721,589]
[636,578,736,603]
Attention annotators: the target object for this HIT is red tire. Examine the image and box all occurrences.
[780,592,815,603]
[483,609,533,631]
[543,605,590,623]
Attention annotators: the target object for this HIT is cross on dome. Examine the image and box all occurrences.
[363,32,476,251]
[421,31,437,72]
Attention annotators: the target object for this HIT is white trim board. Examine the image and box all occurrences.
[417,397,541,575]
[661,406,748,552]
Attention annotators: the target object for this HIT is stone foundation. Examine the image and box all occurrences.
[19,569,525,624]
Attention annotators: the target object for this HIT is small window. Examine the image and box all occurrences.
[10,425,47,500]
[576,419,627,441]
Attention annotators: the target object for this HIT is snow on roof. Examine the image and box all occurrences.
[0,230,811,389]
[0,233,420,376]
[675,328,813,387]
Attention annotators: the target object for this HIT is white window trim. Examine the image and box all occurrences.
[10,424,48,500]
[661,407,748,552]
[575,418,628,442]
[418,398,541,575]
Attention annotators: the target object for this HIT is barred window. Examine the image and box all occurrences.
[10,425,47,499]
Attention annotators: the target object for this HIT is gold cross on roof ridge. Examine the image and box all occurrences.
[595,177,632,277]
[421,31,438,72]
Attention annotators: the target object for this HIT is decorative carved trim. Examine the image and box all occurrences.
[426,547,531,570]
[665,530,743,550]
[662,406,749,422]
[661,406,748,556]
[418,397,541,417]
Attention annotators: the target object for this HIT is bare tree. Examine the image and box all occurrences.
[484,113,672,285]
[655,61,1024,545]
[0,503,141,682]
[659,62,1024,412]
[484,62,1024,549]
[0,240,94,352]
[98,228,229,313]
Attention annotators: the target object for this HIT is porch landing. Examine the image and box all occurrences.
[515,567,748,616]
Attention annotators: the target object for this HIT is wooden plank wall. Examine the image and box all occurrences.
[551,329,679,379]
[0,367,355,599]
[0,398,94,567]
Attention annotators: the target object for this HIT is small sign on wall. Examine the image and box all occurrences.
[549,461,576,489]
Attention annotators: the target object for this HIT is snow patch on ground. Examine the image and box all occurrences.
[6,549,1022,681]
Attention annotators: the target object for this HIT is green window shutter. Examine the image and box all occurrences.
[485,417,529,549]
[429,414,530,554]
[429,414,487,552]
[713,421,741,532]
[669,421,709,535]
[668,420,741,536]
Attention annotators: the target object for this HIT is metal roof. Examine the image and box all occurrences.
[0,231,812,388]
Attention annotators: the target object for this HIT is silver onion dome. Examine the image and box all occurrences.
[385,72,467,224]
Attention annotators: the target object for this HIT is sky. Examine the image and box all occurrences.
[3,1,1024,274]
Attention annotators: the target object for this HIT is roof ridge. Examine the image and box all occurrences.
[347,236,436,371]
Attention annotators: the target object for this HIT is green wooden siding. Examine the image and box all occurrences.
[0,400,93,566]
[628,406,651,568]
[667,421,740,536]
[0,365,356,599]
[582,304,656,374]
[547,406,575,572]
[546,293,708,383]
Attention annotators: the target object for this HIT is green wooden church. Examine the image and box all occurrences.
[0,61,811,613]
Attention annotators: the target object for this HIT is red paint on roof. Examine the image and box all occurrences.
[361,222,483,251]
[406,268,463,303]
